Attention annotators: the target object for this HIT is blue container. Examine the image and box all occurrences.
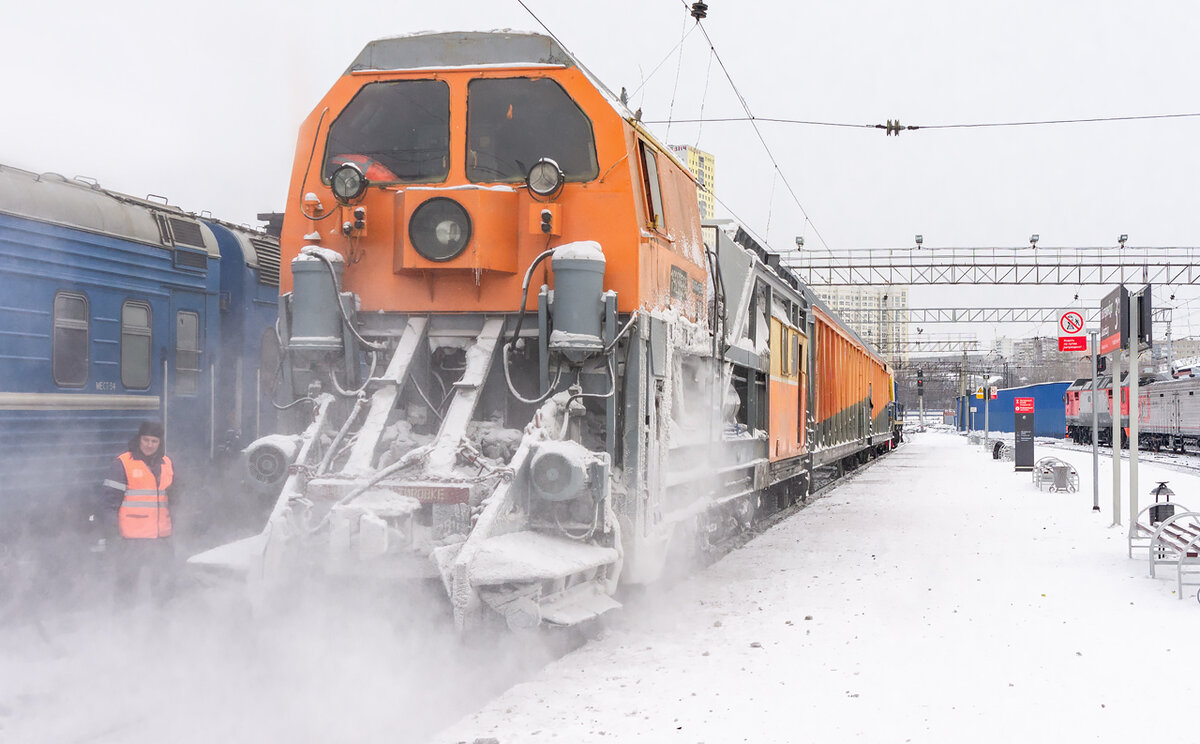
[960,381,1071,437]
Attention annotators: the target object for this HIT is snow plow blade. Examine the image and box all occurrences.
[463,531,622,629]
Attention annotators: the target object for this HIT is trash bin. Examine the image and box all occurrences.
[1149,481,1175,524]
[1050,464,1072,492]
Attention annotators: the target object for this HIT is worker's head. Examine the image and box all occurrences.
[137,421,164,457]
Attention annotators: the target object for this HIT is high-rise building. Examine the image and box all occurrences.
[668,144,715,219]
[812,286,909,360]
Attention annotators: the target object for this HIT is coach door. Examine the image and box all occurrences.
[166,290,210,460]
[1170,392,1183,444]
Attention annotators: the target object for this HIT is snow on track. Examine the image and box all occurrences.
[438,431,1200,743]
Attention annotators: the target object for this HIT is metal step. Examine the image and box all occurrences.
[541,582,622,627]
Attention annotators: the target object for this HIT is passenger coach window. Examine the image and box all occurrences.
[323,80,450,184]
[120,301,152,390]
[175,311,201,395]
[466,78,599,183]
[52,291,89,387]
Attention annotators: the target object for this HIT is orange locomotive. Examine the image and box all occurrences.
[196,31,898,631]
[279,32,706,320]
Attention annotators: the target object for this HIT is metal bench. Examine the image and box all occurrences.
[1032,457,1078,492]
[1129,503,1200,599]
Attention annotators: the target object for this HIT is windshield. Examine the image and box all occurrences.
[323,80,450,184]
[466,78,599,183]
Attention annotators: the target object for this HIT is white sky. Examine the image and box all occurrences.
[5,0,1200,343]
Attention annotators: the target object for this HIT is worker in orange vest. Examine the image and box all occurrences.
[99,421,177,603]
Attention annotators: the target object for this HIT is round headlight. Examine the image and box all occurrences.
[409,197,472,262]
[526,158,565,199]
[330,163,367,203]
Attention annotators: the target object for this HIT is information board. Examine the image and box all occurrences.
[1099,286,1127,356]
[1014,397,1035,471]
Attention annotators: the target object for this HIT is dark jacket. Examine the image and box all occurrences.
[98,435,179,534]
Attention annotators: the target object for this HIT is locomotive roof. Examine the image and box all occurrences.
[0,164,220,257]
[347,31,575,73]
[345,31,695,197]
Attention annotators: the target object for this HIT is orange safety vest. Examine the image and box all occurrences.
[116,451,174,539]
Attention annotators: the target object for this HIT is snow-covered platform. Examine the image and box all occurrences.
[438,431,1200,743]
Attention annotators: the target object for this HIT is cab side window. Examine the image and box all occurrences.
[638,141,665,231]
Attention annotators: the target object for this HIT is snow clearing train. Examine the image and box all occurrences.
[193,31,899,631]
[0,164,280,545]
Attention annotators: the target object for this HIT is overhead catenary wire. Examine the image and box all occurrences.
[664,11,690,142]
[693,46,715,146]
[647,111,1200,132]
[629,21,699,100]
[677,1,834,254]
[513,0,579,64]
[514,0,827,255]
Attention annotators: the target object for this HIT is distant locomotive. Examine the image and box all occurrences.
[0,164,280,544]
[193,31,898,631]
[1065,372,1200,451]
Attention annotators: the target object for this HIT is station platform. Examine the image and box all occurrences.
[439,430,1200,743]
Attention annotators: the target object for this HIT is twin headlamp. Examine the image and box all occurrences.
[332,157,566,264]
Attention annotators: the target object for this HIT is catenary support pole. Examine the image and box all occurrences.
[984,385,990,448]
[1091,330,1099,512]
[1111,349,1121,527]
[1129,293,1140,529]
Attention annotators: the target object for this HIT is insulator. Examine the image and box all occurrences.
[691,1,708,20]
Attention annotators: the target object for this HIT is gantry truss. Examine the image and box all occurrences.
[877,338,981,355]
[785,246,1200,286]
[837,306,1173,325]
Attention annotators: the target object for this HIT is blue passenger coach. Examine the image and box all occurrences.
[0,164,280,543]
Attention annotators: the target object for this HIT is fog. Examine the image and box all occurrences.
[1,550,568,742]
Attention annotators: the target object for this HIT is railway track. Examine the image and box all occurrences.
[1043,437,1200,474]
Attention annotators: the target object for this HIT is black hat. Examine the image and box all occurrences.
[138,420,165,439]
